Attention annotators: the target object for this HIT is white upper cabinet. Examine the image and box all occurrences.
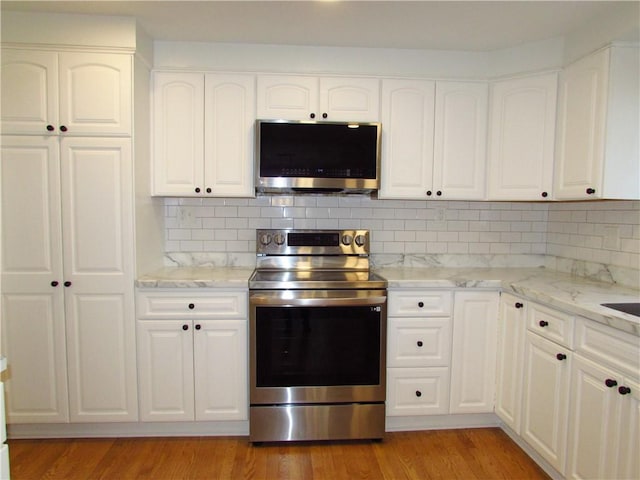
[1,49,132,136]
[257,74,380,122]
[433,81,488,200]
[554,46,640,200]
[488,73,558,200]
[152,71,255,197]
[379,79,435,199]
[381,80,487,200]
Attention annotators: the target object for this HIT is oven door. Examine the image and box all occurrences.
[249,289,387,405]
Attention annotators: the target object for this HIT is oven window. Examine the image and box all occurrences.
[255,306,381,387]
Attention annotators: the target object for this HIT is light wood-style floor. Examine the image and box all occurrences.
[9,428,549,480]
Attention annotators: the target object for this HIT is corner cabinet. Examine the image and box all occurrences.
[256,74,380,122]
[379,80,487,200]
[1,49,131,136]
[136,290,248,422]
[152,72,255,197]
[554,45,640,200]
[487,72,558,200]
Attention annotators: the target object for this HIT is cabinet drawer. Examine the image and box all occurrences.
[388,291,452,317]
[137,290,247,319]
[528,302,575,348]
[387,318,451,367]
[386,367,450,416]
[575,317,640,378]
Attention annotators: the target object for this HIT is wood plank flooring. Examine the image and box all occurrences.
[8,428,550,480]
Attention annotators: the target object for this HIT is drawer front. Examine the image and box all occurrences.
[386,367,450,416]
[387,318,451,367]
[137,290,248,319]
[388,291,452,317]
[528,302,575,348]
[575,317,640,378]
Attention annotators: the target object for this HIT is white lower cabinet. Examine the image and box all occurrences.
[566,318,640,480]
[495,293,526,433]
[386,289,499,418]
[136,290,248,422]
[521,330,572,474]
[449,291,498,413]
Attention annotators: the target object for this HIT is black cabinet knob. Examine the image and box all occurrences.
[436,190,442,196]
[46,125,55,132]
[51,281,59,287]
[426,190,432,196]
[586,188,596,195]
[59,125,68,132]
[322,113,328,119]
[206,188,212,193]
[415,391,422,397]
[188,303,195,310]
[182,324,189,331]
[310,113,316,119]
[418,302,424,308]
[515,302,523,309]
[619,386,631,395]
[605,379,618,388]
[195,324,201,330]
[539,320,549,327]
[195,187,201,193]
[417,341,423,347]
[64,281,72,287]
[541,192,548,198]
[556,353,567,361]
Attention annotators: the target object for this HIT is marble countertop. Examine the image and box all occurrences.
[136,266,254,289]
[378,266,640,336]
[137,266,640,335]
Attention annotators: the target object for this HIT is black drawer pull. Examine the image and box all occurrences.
[539,320,549,327]
[415,390,422,397]
[417,341,423,347]
[515,302,523,309]
[605,379,618,388]
[418,302,424,308]
[188,303,195,310]
[556,353,567,361]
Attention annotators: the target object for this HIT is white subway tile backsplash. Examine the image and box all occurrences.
[162,197,639,283]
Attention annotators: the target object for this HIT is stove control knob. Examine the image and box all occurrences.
[341,234,353,246]
[259,233,272,246]
[354,234,367,247]
[274,233,286,245]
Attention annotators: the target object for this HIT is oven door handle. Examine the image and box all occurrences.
[249,294,387,307]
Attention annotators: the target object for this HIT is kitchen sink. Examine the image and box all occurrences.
[601,302,640,317]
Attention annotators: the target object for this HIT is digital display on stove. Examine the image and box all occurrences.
[287,232,340,247]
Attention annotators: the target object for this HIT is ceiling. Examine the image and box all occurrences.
[0,1,634,51]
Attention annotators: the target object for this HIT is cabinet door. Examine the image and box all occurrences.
[450,291,499,414]
[379,79,435,199]
[433,82,488,200]
[256,75,318,120]
[58,52,132,135]
[152,72,205,195]
[60,138,138,422]
[319,77,380,122]
[194,320,247,421]
[137,321,195,421]
[387,367,450,416]
[554,49,608,199]
[617,376,639,480]
[566,354,619,480]
[204,74,255,197]
[495,294,526,433]
[488,73,557,200]
[1,49,58,134]
[522,331,572,474]
[0,136,68,423]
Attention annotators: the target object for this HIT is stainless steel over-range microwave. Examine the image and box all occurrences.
[255,120,381,194]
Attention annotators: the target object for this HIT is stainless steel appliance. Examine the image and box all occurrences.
[255,120,381,194]
[249,229,387,442]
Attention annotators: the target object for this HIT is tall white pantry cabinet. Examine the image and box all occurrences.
[0,48,140,423]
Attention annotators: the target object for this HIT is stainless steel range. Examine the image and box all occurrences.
[248,229,387,443]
